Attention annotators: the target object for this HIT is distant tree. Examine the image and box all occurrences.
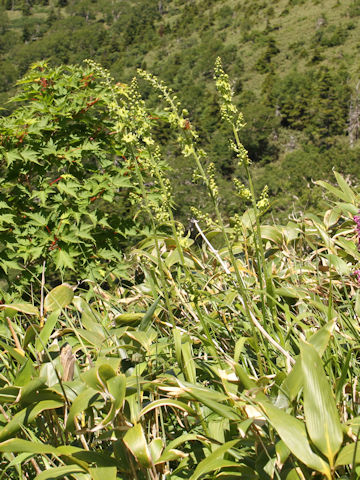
[22,24,31,42]
[22,0,31,15]
[0,7,9,34]
[4,0,13,9]
[255,37,280,73]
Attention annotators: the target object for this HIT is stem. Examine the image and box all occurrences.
[6,317,23,353]
[193,220,294,365]
[133,152,176,327]
[40,260,45,327]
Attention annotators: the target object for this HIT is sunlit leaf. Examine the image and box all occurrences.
[258,399,330,476]
[44,283,74,313]
[123,423,152,468]
[189,440,240,480]
[301,341,343,466]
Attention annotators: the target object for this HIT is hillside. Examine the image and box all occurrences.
[1,6,360,478]
[1,0,360,219]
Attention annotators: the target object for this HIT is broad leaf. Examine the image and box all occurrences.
[301,341,343,466]
[88,467,117,480]
[258,399,330,476]
[335,442,360,466]
[44,283,74,313]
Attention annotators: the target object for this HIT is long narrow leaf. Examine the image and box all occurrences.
[189,440,240,480]
[301,341,343,466]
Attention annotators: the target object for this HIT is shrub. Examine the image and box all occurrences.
[0,62,160,293]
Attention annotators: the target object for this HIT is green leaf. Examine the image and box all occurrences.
[66,388,99,432]
[149,438,163,463]
[0,387,19,403]
[20,148,40,164]
[44,283,74,313]
[315,180,351,203]
[35,311,59,352]
[333,171,356,203]
[180,381,240,421]
[0,439,57,455]
[0,303,39,316]
[114,313,144,325]
[260,225,283,244]
[14,360,34,386]
[5,150,22,165]
[72,296,104,336]
[35,465,86,480]
[138,399,197,420]
[326,253,351,275]
[107,374,126,411]
[53,248,75,270]
[0,213,15,224]
[281,321,334,401]
[335,442,360,466]
[0,340,26,364]
[26,212,47,226]
[301,341,343,466]
[81,364,115,392]
[139,296,160,331]
[258,399,330,476]
[123,423,152,468]
[88,467,117,480]
[0,400,64,442]
[189,439,240,480]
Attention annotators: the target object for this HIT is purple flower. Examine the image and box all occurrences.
[354,213,360,249]
[354,270,360,283]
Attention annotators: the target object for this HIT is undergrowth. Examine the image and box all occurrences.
[0,59,359,479]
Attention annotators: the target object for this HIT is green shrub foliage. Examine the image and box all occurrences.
[0,62,151,291]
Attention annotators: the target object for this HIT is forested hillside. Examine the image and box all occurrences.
[1,0,360,218]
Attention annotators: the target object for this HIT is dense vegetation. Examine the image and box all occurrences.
[0,0,360,219]
[1,1,360,478]
[0,57,360,479]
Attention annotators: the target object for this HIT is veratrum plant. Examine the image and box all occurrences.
[0,61,156,292]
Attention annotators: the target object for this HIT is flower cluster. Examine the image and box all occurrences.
[234,178,252,201]
[354,213,360,249]
[257,185,270,213]
[214,57,245,132]
[230,140,250,167]
[190,207,216,229]
[354,270,360,283]
[353,212,360,283]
